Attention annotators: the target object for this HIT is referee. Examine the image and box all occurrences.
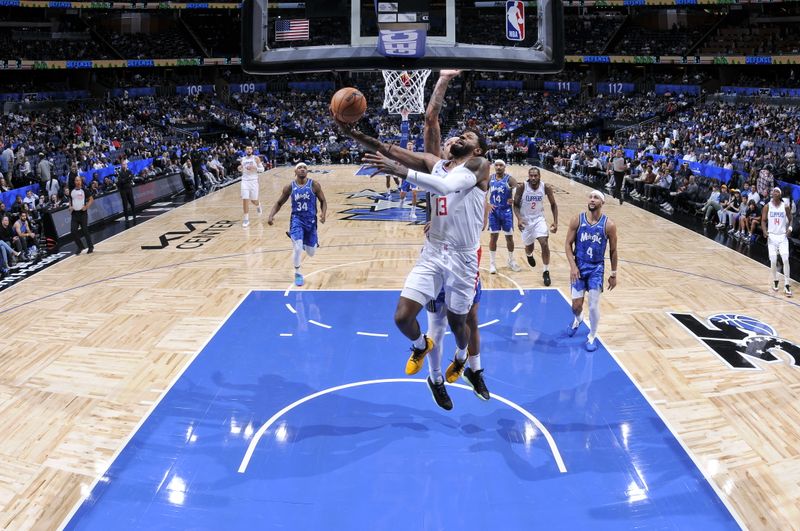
[69,175,94,254]
[610,149,628,205]
[118,159,136,222]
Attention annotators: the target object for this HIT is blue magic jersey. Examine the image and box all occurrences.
[291,179,316,218]
[489,174,513,210]
[575,212,608,266]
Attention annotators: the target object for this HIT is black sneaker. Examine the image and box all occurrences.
[427,376,453,410]
[543,270,551,286]
[773,280,780,292]
[785,285,793,297]
[462,368,490,401]
[527,255,536,267]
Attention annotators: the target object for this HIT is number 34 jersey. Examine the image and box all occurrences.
[428,159,487,251]
[291,179,317,218]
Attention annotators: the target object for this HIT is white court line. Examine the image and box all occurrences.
[283,258,415,297]
[511,302,523,313]
[478,319,500,328]
[58,290,254,531]
[356,332,389,338]
[237,378,567,474]
[515,332,529,336]
[550,287,748,530]
[280,333,293,337]
[285,303,296,314]
[308,320,332,329]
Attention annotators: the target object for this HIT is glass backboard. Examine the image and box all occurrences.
[242,0,564,74]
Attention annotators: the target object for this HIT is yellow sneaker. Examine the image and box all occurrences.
[405,335,434,375]
[445,354,467,383]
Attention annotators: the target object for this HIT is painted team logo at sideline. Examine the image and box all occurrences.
[339,189,427,224]
[669,312,800,370]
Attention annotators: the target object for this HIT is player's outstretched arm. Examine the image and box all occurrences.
[545,183,559,233]
[335,117,435,172]
[424,70,461,157]
[606,219,619,290]
[313,181,327,224]
[565,215,580,283]
[267,184,292,225]
[464,157,490,191]
[363,152,480,196]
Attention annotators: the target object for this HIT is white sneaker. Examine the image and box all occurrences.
[257,205,263,216]
[243,219,250,228]
[489,263,497,274]
[410,210,417,219]
[508,259,522,272]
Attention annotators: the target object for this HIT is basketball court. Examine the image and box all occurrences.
[1,1,798,529]
[0,166,797,530]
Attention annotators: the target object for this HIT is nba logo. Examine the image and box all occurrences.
[506,1,525,41]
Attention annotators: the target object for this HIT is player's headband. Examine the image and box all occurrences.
[772,187,782,194]
[295,162,308,169]
[589,190,605,203]
[494,160,506,166]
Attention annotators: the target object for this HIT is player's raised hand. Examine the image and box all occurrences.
[608,274,617,291]
[363,152,408,178]
[440,69,462,80]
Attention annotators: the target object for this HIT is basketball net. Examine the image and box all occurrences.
[382,69,431,120]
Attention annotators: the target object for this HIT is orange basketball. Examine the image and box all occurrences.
[330,87,367,124]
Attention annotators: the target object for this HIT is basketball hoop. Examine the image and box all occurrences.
[382,69,431,117]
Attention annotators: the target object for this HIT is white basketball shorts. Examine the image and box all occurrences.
[401,241,480,315]
[768,234,789,259]
[522,217,549,246]
[241,179,259,200]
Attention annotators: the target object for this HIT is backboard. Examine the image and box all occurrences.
[242,0,564,75]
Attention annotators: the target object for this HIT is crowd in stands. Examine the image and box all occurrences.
[2,67,800,274]
[99,29,201,59]
[564,14,626,55]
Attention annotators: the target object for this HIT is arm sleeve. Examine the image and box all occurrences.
[405,165,477,196]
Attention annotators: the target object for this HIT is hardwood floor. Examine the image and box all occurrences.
[0,165,797,530]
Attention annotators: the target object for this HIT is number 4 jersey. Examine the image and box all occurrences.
[574,211,608,268]
[428,159,487,251]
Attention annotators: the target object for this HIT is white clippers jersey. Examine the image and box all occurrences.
[241,155,262,181]
[519,180,546,223]
[767,200,789,238]
[428,159,486,250]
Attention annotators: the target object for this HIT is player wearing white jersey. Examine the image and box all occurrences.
[338,101,490,408]
[761,187,793,296]
[238,145,265,228]
[513,167,559,286]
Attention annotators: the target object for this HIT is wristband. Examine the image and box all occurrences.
[609,271,617,277]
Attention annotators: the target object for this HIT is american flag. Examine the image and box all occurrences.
[275,19,310,41]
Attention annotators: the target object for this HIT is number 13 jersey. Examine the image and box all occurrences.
[428,159,487,251]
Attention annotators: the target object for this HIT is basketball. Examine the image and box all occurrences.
[330,87,367,123]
